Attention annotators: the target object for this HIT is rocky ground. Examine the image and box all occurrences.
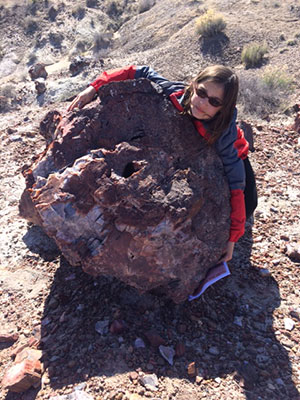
[0,0,300,399]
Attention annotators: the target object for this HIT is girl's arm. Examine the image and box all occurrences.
[68,65,184,111]
[215,110,246,248]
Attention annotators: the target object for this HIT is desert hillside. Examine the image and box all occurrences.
[0,1,299,399]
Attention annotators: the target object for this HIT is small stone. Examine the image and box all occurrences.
[140,373,158,391]
[208,346,219,356]
[284,318,295,331]
[259,268,271,277]
[134,338,145,348]
[110,320,127,334]
[129,371,139,381]
[159,345,175,365]
[286,243,300,261]
[34,78,46,95]
[28,63,48,80]
[175,342,185,357]
[233,316,243,327]
[69,56,89,76]
[144,331,166,348]
[95,320,109,335]
[187,362,197,377]
[195,375,203,384]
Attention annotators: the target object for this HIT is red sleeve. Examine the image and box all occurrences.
[90,65,137,91]
[234,126,249,160]
[229,189,246,242]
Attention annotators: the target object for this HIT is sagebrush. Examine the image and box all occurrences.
[241,42,268,68]
[196,9,226,37]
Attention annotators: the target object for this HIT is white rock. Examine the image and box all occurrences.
[141,373,158,391]
[284,318,295,331]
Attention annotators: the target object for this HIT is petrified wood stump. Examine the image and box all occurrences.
[20,79,230,303]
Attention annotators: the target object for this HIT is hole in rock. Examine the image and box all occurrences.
[122,162,136,178]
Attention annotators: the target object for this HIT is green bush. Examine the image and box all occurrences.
[196,9,226,37]
[241,42,268,68]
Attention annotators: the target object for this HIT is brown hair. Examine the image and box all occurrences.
[182,65,239,144]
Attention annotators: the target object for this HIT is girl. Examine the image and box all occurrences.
[68,65,257,262]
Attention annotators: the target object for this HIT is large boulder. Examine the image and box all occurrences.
[19,78,230,303]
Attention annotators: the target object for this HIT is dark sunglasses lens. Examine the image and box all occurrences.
[209,98,222,107]
[196,88,207,98]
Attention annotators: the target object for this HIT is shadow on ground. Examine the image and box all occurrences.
[22,225,60,261]
[7,223,299,400]
[199,33,229,58]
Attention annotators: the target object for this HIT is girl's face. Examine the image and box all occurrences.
[190,80,224,120]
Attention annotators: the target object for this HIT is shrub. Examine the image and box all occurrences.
[238,69,294,118]
[195,9,226,37]
[262,67,293,91]
[241,42,268,68]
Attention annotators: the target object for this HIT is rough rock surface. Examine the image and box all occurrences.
[19,79,230,303]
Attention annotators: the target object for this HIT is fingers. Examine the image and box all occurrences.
[68,97,83,112]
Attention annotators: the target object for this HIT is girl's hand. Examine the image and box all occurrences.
[219,241,235,263]
[67,86,97,111]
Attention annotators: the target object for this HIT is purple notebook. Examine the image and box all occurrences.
[188,262,230,301]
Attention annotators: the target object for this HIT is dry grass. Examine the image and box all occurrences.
[238,68,294,117]
[195,9,226,37]
[241,42,268,68]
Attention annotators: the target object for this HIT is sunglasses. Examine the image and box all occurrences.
[194,86,223,108]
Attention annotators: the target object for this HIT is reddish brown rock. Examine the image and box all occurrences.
[0,332,19,343]
[187,361,198,377]
[1,358,42,393]
[14,347,42,364]
[110,319,127,334]
[144,331,167,348]
[19,79,231,303]
[175,342,185,357]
